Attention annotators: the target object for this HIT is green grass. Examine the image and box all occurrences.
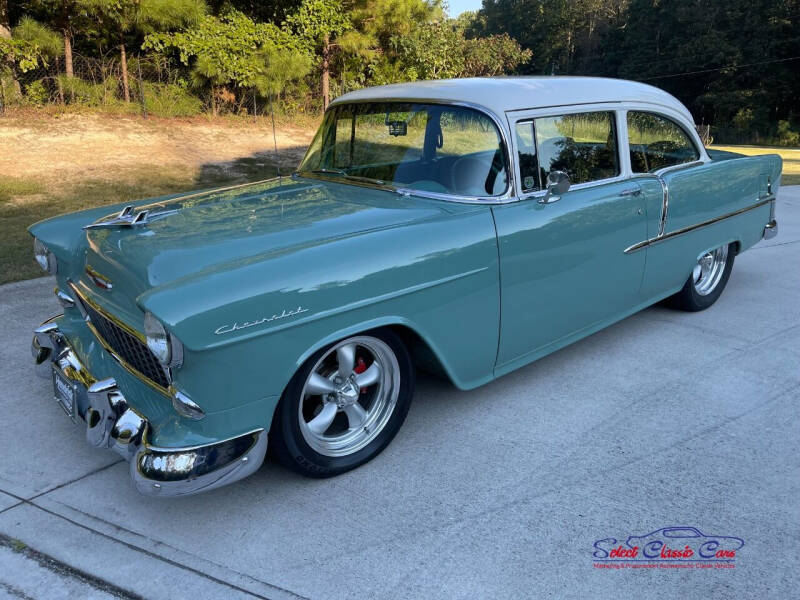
[709,145,800,186]
[0,169,199,284]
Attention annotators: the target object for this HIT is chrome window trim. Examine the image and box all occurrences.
[299,98,518,205]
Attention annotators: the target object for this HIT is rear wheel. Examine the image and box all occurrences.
[271,329,414,477]
[669,243,735,311]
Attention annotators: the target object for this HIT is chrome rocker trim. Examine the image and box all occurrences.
[32,319,267,497]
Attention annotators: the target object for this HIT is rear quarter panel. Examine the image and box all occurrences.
[641,154,781,297]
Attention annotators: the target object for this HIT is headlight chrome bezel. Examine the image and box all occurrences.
[33,238,58,274]
[144,311,183,370]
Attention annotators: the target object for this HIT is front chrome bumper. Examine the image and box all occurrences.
[32,319,267,497]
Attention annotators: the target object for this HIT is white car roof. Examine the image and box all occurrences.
[331,76,694,124]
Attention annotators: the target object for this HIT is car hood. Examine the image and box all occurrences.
[82,177,460,307]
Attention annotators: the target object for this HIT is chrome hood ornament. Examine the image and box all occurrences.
[84,205,178,230]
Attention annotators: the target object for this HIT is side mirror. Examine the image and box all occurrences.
[539,170,571,204]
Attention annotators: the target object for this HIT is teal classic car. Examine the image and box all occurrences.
[29,77,781,496]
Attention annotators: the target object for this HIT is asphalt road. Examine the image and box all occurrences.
[1,187,798,599]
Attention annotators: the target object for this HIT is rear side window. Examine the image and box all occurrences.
[627,112,700,172]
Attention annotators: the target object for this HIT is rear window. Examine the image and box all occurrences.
[627,112,700,172]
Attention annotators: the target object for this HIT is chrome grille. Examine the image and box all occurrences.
[79,296,170,390]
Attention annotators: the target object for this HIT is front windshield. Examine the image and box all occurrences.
[297,102,508,198]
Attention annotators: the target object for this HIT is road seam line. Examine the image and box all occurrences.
[0,532,144,599]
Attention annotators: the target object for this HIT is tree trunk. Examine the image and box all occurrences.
[56,56,64,103]
[63,31,74,78]
[120,43,130,102]
[211,86,217,117]
[321,33,330,110]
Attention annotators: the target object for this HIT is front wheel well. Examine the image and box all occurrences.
[385,325,450,382]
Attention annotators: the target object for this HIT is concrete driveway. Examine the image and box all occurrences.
[1,188,798,599]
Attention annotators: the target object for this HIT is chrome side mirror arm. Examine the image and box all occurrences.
[539,170,571,204]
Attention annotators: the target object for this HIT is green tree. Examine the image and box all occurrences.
[0,16,62,102]
[286,0,351,109]
[462,32,531,77]
[144,10,310,114]
[84,0,205,102]
[24,0,99,78]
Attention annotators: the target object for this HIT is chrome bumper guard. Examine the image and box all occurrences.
[763,219,778,240]
[32,320,267,497]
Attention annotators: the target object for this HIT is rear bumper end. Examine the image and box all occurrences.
[32,319,267,497]
[763,219,778,240]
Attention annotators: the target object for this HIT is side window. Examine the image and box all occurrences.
[534,111,619,185]
[515,121,540,192]
[627,112,700,173]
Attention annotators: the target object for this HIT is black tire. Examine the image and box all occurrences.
[270,328,415,478]
[668,243,735,311]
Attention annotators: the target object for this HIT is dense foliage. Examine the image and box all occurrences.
[1,0,798,144]
[477,0,800,144]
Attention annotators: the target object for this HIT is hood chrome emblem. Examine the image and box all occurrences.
[85,265,113,290]
[214,306,309,335]
[83,205,178,230]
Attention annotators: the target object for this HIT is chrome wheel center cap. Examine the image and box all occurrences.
[336,377,360,406]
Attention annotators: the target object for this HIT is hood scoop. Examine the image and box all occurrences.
[84,205,178,230]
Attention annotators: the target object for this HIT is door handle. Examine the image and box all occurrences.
[619,187,642,197]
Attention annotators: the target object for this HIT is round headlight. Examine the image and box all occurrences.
[33,238,57,274]
[144,311,171,364]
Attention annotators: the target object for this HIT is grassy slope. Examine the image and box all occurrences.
[1,122,797,285]
[0,113,315,284]
[709,145,800,186]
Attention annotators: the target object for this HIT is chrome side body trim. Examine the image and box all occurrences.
[624,197,774,253]
[31,320,267,497]
[657,177,670,237]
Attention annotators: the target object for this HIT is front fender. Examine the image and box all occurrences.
[141,204,501,416]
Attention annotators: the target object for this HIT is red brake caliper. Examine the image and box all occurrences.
[354,357,368,393]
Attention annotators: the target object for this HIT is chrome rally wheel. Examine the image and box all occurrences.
[669,242,735,312]
[692,245,729,296]
[272,329,414,477]
[298,337,399,457]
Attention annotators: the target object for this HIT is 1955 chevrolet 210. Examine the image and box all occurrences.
[29,77,781,496]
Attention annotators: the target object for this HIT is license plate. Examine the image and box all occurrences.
[52,368,76,419]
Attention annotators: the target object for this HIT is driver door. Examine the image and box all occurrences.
[493,108,648,374]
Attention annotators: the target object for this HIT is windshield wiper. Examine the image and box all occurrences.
[308,168,348,176]
[301,169,386,187]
